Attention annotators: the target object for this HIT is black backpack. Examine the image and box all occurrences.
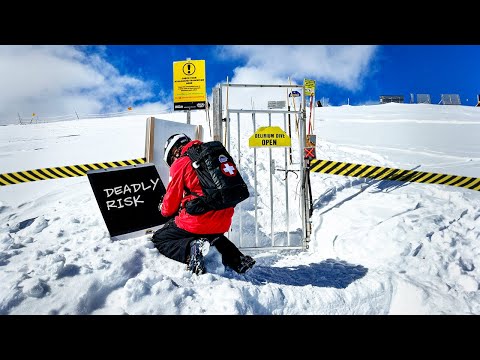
[183,141,250,215]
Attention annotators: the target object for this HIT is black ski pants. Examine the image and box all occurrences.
[151,218,244,269]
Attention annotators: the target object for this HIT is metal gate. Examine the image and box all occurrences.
[212,83,310,252]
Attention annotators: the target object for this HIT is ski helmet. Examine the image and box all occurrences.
[163,133,191,166]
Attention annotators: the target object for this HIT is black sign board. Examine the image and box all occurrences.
[87,163,167,237]
[174,102,206,111]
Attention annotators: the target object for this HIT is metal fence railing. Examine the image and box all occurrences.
[16,109,174,125]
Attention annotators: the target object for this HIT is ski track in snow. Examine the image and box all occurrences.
[309,142,480,314]
[1,104,480,314]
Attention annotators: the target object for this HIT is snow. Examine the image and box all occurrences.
[1,103,479,315]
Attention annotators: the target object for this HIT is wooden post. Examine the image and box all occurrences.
[145,117,155,163]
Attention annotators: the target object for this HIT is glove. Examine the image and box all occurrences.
[157,196,173,225]
[157,213,173,225]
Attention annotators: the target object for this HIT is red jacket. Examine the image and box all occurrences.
[161,140,234,234]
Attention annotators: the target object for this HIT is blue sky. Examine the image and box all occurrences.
[103,45,480,106]
[1,45,479,124]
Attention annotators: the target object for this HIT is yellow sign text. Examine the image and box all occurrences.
[173,60,206,105]
[249,126,292,147]
[304,78,316,96]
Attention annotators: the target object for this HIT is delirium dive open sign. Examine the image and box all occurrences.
[87,163,167,237]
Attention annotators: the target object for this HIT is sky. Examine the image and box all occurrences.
[1,45,480,125]
[1,102,479,315]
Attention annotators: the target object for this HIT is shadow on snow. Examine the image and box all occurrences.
[242,258,368,288]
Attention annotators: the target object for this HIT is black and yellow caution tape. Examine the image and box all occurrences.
[0,157,147,187]
[310,159,480,192]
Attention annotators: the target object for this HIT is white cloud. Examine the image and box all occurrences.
[0,45,378,125]
[213,45,377,110]
[0,45,157,124]
[218,45,377,89]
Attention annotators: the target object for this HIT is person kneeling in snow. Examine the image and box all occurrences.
[151,133,255,275]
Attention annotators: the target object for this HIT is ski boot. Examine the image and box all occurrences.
[232,255,256,274]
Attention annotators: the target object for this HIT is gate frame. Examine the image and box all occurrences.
[212,82,311,251]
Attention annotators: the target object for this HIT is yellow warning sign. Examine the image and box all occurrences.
[304,78,315,96]
[249,126,291,147]
[173,59,206,111]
